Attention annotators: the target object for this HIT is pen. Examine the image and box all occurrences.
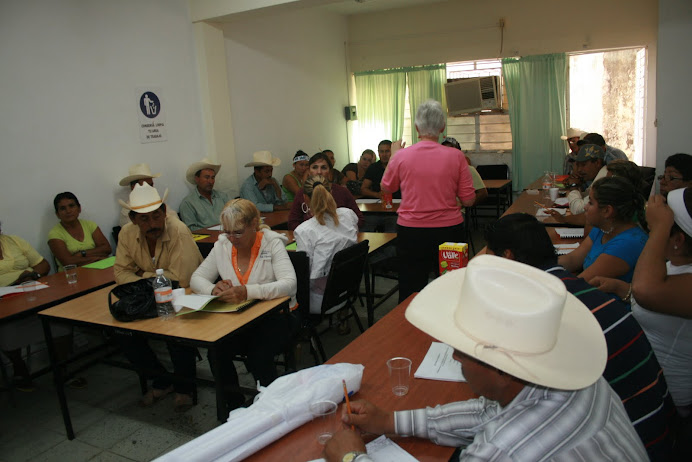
[534,200,547,208]
[342,379,354,431]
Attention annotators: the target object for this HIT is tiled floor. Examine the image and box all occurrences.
[1,227,488,462]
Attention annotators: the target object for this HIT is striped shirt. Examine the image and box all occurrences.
[546,266,674,460]
[389,377,647,461]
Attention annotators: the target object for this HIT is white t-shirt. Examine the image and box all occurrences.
[294,208,358,313]
[631,261,692,410]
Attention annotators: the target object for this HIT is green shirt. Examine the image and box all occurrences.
[47,219,99,271]
[179,188,230,231]
[0,235,44,287]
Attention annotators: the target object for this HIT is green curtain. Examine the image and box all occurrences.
[502,54,567,191]
[354,69,407,142]
[407,64,447,142]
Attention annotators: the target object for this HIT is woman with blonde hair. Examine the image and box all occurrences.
[191,198,297,411]
[295,175,358,315]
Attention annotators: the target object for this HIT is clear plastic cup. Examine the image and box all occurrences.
[387,357,412,396]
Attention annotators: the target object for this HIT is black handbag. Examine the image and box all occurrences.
[108,277,180,322]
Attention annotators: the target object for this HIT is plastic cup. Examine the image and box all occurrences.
[387,357,412,396]
[20,281,37,301]
[64,264,78,284]
[549,187,559,202]
[309,400,337,444]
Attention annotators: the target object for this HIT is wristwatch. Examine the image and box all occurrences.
[80,250,87,257]
[342,451,367,462]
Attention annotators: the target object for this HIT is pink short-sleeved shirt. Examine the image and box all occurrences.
[381,141,475,228]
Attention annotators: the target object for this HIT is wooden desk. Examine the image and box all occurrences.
[357,202,400,214]
[0,267,115,323]
[39,287,290,439]
[261,210,290,229]
[245,296,472,462]
[482,178,513,217]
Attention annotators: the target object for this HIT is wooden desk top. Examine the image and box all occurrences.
[39,286,290,344]
[261,210,290,228]
[357,202,400,214]
[0,267,115,322]
[483,178,512,190]
[246,296,471,462]
[195,230,396,254]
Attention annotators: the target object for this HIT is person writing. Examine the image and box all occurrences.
[324,255,646,461]
[48,192,111,270]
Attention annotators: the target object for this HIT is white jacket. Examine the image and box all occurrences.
[190,228,297,304]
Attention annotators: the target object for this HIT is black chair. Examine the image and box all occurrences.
[368,255,399,326]
[112,226,122,247]
[287,251,322,366]
[310,240,369,362]
[476,164,511,218]
[639,166,656,197]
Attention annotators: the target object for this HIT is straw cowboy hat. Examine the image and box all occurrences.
[560,128,586,140]
[244,151,281,168]
[185,158,222,185]
[118,183,169,214]
[406,255,606,390]
[119,163,161,187]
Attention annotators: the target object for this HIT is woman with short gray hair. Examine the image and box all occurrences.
[381,99,476,302]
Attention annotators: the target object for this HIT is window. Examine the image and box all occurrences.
[567,48,646,163]
[402,59,512,153]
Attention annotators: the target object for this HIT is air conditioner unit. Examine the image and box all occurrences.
[444,76,501,116]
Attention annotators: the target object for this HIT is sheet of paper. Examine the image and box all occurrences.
[414,342,465,382]
[307,435,417,462]
[82,256,116,269]
[554,243,580,255]
[207,224,223,231]
[535,207,567,217]
[356,198,380,204]
[285,242,297,251]
[554,227,584,238]
[553,197,569,206]
[191,233,210,242]
[392,199,402,204]
[0,282,50,297]
[176,294,217,310]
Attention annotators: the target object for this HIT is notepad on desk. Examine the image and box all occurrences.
[554,227,584,238]
[308,435,417,462]
[414,342,465,382]
[535,207,567,217]
[175,294,257,315]
[554,243,580,255]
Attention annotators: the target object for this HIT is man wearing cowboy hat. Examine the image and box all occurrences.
[324,255,647,462]
[114,183,203,411]
[179,158,231,230]
[118,163,178,227]
[561,127,586,175]
[240,151,290,212]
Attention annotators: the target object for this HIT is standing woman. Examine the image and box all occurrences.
[381,100,476,302]
[288,152,364,230]
[559,176,648,284]
[281,150,310,202]
[48,192,111,270]
[294,175,358,313]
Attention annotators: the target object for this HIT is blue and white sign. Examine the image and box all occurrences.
[136,87,167,143]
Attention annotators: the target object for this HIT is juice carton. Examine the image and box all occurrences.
[439,242,469,275]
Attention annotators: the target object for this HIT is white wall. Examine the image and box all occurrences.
[656,0,692,173]
[223,9,351,183]
[0,0,206,268]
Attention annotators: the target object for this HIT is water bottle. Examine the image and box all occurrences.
[153,269,174,320]
[542,171,553,200]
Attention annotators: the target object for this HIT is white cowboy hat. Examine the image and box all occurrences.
[405,255,606,391]
[118,183,169,214]
[119,163,161,187]
[244,151,281,168]
[186,158,222,185]
[560,128,586,140]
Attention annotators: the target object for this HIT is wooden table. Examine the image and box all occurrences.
[0,267,115,322]
[39,287,290,439]
[245,295,472,462]
[357,202,400,214]
[482,178,513,217]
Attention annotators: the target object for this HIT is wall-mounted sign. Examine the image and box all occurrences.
[136,87,167,143]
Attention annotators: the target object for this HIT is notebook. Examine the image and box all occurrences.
[554,243,580,255]
[175,294,258,315]
[535,208,567,217]
[555,227,585,238]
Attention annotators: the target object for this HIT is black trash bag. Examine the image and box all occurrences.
[108,277,180,322]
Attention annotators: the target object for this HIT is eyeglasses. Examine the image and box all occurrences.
[224,228,246,238]
[657,174,685,182]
